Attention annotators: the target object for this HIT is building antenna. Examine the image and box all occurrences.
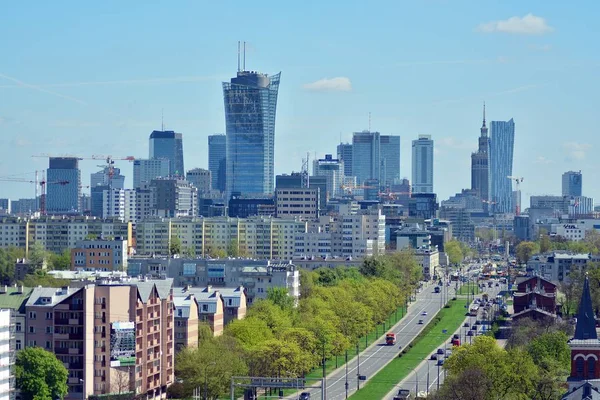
[161,109,164,131]
[483,101,486,126]
[237,41,241,72]
[243,41,246,71]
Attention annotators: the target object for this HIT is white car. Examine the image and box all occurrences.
[421,311,428,316]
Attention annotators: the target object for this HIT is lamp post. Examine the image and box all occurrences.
[204,361,216,400]
[79,378,84,400]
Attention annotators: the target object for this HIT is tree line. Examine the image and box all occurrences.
[173,251,422,399]
[515,230,600,265]
[431,318,573,400]
[0,243,71,286]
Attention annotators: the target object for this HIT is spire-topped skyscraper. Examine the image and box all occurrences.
[471,102,490,208]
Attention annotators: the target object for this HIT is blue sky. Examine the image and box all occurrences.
[0,0,598,206]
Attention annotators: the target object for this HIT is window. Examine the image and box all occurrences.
[577,357,585,378]
[29,311,36,319]
[28,340,36,347]
[46,341,52,349]
[46,312,53,320]
[16,322,22,332]
[588,358,596,379]
[29,326,35,333]
[46,326,52,334]
[16,340,22,350]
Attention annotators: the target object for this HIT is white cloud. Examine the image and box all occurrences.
[563,142,592,160]
[534,156,554,165]
[477,14,554,35]
[303,77,352,92]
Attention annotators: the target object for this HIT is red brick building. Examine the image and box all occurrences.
[512,276,557,321]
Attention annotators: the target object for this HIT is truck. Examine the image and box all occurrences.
[393,389,412,400]
[386,332,397,345]
[434,286,441,293]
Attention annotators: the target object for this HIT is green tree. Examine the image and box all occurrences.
[183,246,196,257]
[299,269,314,298]
[527,331,570,369]
[15,347,68,400]
[267,287,295,311]
[227,239,240,257]
[539,233,551,254]
[515,241,539,264]
[225,317,274,349]
[21,271,70,288]
[169,236,182,256]
[250,339,313,378]
[28,242,47,271]
[48,249,71,271]
[445,240,464,265]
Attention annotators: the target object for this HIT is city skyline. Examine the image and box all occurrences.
[1,2,599,206]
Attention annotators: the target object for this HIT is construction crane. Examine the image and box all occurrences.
[0,173,69,215]
[507,176,524,215]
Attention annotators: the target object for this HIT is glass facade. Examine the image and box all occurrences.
[208,134,226,193]
[336,143,353,177]
[223,71,281,199]
[352,131,380,186]
[149,130,184,177]
[380,135,400,186]
[46,157,81,215]
[411,135,434,193]
[490,119,515,214]
[562,171,583,197]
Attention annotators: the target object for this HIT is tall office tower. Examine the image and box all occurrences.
[186,168,211,195]
[471,104,490,203]
[490,119,515,213]
[380,135,401,186]
[46,157,81,215]
[352,131,381,186]
[90,167,125,189]
[313,154,344,200]
[562,171,583,197]
[223,56,281,199]
[149,130,184,177]
[208,134,226,193]
[411,135,434,194]
[133,159,170,189]
[0,199,9,214]
[337,143,353,177]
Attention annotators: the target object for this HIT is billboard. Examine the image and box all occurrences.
[110,321,136,367]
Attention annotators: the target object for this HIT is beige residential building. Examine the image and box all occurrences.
[24,277,174,399]
[70,237,128,272]
[275,188,319,220]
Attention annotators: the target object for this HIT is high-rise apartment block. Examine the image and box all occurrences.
[208,134,226,193]
[71,237,128,271]
[471,104,490,203]
[490,119,515,213]
[46,157,81,215]
[133,159,170,189]
[186,168,211,195]
[337,143,353,177]
[411,135,434,194]
[223,68,281,199]
[150,178,197,218]
[275,188,319,220]
[313,154,344,200]
[562,171,583,197]
[149,130,184,177]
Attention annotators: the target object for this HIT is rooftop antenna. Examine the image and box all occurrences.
[243,41,246,71]
[237,41,241,72]
[161,109,164,131]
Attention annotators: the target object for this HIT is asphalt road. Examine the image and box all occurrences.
[383,281,503,399]
[289,278,457,400]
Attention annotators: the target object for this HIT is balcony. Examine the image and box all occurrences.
[69,319,82,325]
[54,333,69,340]
[68,348,81,355]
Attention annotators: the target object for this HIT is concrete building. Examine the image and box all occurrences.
[414,248,439,280]
[46,157,81,215]
[409,193,439,219]
[186,168,211,195]
[0,199,10,215]
[275,188,318,220]
[149,130,184,177]
[0,308,15,400]
[24,277,174,399]
[395,223,432,250]
[133,159,170,189]
[562,171,583,197]
[489,119,515,214]
[336,143,353,177]
[471,104,490,206]
[527,252,600,283]
[228,196,275,218]
[71,237,128,271]
[313,154,344,199]
[412,135,434,194]
[439,207,475,243]
[91,167,125,190]
[10,198,38,216]
[150,178,198,218]
[208,134,227,193]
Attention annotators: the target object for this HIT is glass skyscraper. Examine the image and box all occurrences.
[336,143,353,177]
[562,171,583,197]
[223,70,281,198]
[46,157,81,215]
[149,130,184,177]
[490,119,515,214]
[411,135,434,193]
[208,134,226,193]
[352,131,381,186]
[380,135,400,186]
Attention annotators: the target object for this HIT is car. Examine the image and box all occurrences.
[437,348,445,355]
[495,283,500,287]
[437,359,445,366]
[300,392,311,400]
[467,330,474,336]
[430,353,438,360]
[472,325,477,330]
[453,334,459,340]
[418,319,424,324]
[463,322,469,328]
[421,311,428,316]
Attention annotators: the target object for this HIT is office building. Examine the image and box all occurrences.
[313,154,344,199]
[0,199,9,215]
[439,207,475,242]
[186,168,211,195]
[133,159,170,189]
[336,143,353,177]
[91,167,125,190]
[80,194,91,215]
[149,130,184,177]
[471,104,490,203]
[24,277,174,399]
[228,196,275,218]
[409,193,439,219]
[46,157,81,215]
[276,188,318,220]
[562,171,583,197]
[208,134,226,193]
[380,135,400,186]
[411,135,434,194]
[150,178,198,218]
[71,237,128,271]
[352,131,380,186]
[10,198,38,215]
[275,173,303,189]
[223,67,281,198]
[490,119,515,213]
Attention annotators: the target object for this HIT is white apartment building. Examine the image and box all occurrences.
[124,189,136,224]
[275,188,318,220]
[0,309,14,400]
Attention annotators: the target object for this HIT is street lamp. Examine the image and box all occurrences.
[204,361,216,400]
[79,378,84,400]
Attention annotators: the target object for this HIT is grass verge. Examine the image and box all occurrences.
[456,284,482,295]
[348,299,466,400]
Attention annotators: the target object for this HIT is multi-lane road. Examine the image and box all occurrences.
[291,278,457,400]
[383,281,502,399]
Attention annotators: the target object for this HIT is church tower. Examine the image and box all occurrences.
[567,275,600,391]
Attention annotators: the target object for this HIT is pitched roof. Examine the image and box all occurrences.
[133,279,173,302]
[0,287,34,313]
[25,286,81,307]
[562,381,600,399]
[574,275,597,340]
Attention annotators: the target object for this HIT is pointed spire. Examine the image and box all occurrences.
[574,274,598,340]
[480,101,488,138]
[482,101,486,127]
